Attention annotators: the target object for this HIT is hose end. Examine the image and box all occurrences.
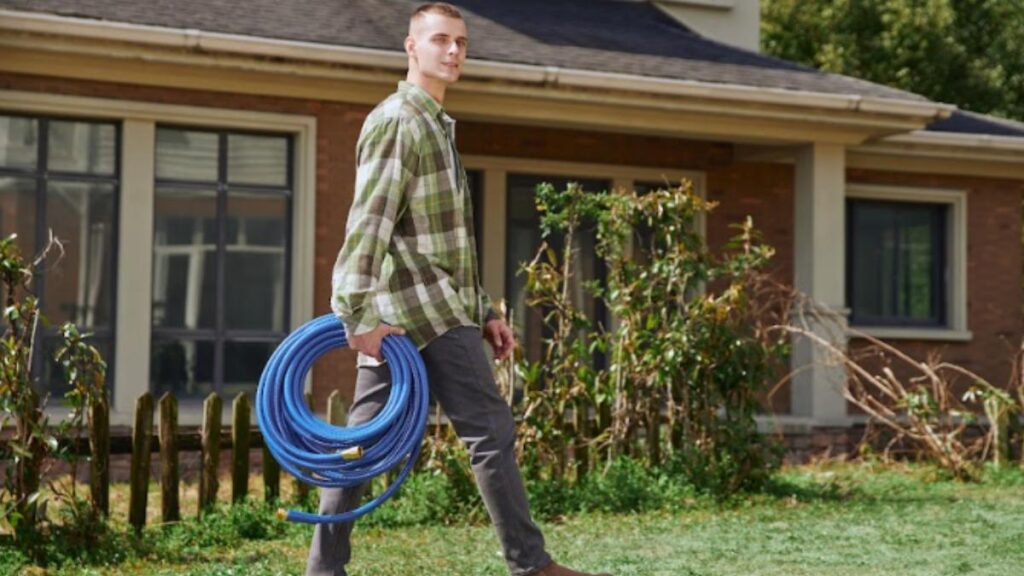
[276,508,288,522]
[340,446,364,460]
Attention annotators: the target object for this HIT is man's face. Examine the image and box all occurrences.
[406,13,469,85]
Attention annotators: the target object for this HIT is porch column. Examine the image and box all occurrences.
[791,142,849,424]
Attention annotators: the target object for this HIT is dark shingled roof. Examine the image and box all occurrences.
[3,0,1022,139]
[0,0,925,100]
[926,110,1024,138]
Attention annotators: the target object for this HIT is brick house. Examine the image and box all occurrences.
[1,0,1022,447]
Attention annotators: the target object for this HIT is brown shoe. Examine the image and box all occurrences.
[532,561,612,576]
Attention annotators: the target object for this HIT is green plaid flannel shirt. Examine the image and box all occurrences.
[331,81,497,352]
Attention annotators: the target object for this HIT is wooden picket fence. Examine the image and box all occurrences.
[88,390,348,533]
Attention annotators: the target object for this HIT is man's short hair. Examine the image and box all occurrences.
[411,2,463,21]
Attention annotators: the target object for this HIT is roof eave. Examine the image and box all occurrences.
[0,8,955,135]
[853,129,1024,174]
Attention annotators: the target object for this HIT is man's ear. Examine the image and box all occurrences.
[404,35,416,57]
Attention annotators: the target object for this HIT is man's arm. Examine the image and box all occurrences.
[479,288,515,361]
[331,117,419,355]
[480,290,500,324]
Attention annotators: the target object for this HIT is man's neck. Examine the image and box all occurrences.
[406,72,446,105]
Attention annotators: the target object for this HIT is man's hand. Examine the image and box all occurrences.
[348,324,406,361]
[483,318,515,361]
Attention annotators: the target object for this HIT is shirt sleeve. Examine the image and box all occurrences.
[331,116,419,337]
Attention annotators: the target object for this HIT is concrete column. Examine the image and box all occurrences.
[481,169,507,302]
[791,142,849,425]
[114,119,155,417]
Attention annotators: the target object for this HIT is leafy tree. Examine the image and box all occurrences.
[762,0,1024,121]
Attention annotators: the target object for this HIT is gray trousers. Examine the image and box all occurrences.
[306,326,551,576]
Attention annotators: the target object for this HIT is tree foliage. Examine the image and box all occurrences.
[762,0,1024,121]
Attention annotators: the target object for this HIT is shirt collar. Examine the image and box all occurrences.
[398,81,448,123]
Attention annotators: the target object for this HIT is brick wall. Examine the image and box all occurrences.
[3,71,1021,423]
[846,169,1024,411]
[706,161,796,413]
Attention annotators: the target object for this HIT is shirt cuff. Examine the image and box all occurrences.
[484,305,501,324]
[339,309,380,338]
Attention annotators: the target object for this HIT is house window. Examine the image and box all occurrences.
[0,113,119,396]
[505,173,609,363]
[846,198,947,327]
[150,126,293,400]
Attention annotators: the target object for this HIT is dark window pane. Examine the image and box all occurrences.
[201,216,240,245]
[227,217,239,245]
[155,254,189,328]
[0,115,38,169]
[151,338,215,400]
[225,192,287,331]
[153,187,217,329]
[47,120,116,175]
[42,181,116,329]
[0,176,37,256]
[163,217,196,245]
[632,181,669,195]
[225,253,285,331]
[506,174,608,362]
[902,210,937,320]
[202,217,217,245]
[227,134,288,186]
[223,340,276,397]
[247,217,285,246]
[848,200,945,326]
[156,128,218,182]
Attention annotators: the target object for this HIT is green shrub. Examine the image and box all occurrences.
[153,500,286,559]
[576,457,663,513]
[6,498,137,569]
[362,471,453,528]
[523,469,578,519]
[516,181,787,497]
[0,540,27,575]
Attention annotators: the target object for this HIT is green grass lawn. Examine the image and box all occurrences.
[8,461,1024,576]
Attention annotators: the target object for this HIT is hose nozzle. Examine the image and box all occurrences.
[340,446,364,460]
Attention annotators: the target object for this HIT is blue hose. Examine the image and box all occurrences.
[256,314,429,524]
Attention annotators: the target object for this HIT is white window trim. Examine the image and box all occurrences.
[0,90,317,426]
[462,154,705,311]
[845,183,970,342]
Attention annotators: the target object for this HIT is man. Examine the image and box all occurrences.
[309,4,611,576]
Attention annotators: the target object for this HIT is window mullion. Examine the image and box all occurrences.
[34,118,48,302]
[215,131,228,395]
[892,210,902,321]
[284,136,295,333]
[30,119,48,385]
[936,206,946,325]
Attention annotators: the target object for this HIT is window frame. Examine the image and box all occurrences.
[462,155,705,352]
[151,124,295,399]
[846,198,947,328]
[504,172,614,365]
[0,89,317,426]
[845,184,970,341]
[0,112,122,396]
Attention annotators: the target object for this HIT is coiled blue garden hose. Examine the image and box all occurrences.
[256,314,429,524]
